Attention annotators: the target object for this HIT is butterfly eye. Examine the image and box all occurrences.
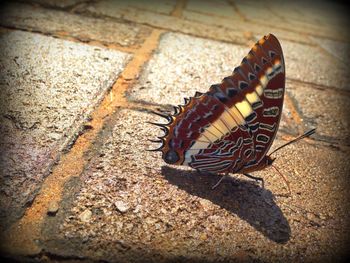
[164,150,179,164]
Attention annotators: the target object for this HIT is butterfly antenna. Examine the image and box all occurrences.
[271,164,291,196]
[269,128,316,156]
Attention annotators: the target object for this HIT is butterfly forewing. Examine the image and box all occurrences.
[150,34,285,174]
[243,35,285,168]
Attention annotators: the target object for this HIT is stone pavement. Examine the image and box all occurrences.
[0,0,349,262]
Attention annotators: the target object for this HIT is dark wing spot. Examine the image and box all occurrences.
[210,84,228,103]
[239,81,248,90]
[227,88,239,98]
[274,64,282,72]
[248,73,256,81]
[213,92,228,103]
[262,57,268,64]
[245,112,257,123]
[249,122,260,133]
[257,134,269,143]
[211,104,219,111]
[269,50,276,58]
[252,101,263,110]
[210,84,222,92]
[180,140,184,148]
[268,71,275,78]
[254,63,261,72]
[244,148,252,158]
[189,140,196,148]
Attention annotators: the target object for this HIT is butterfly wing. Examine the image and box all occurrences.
[227,34,285,171]
[253,34,285,164]
[149,34,284,174]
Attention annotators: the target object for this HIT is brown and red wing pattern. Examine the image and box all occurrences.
[148,34,285,174]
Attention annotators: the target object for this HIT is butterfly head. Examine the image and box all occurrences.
[257,155,276,170]
[266,155,276,166]
[163,149,180,164]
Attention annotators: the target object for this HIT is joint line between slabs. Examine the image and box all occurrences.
[0,25,138,53]
[284,93,304,134]
[0,28,163,256]
[171,0,187,18]
[287,78,350,96]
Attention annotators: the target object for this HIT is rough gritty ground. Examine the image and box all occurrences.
[0,0,349,262]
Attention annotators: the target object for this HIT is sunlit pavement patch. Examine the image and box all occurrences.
[43,109,350,262]
[0,30,131,228]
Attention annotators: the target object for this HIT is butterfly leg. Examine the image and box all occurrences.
[211,174,228,190]
[243,173,265,188]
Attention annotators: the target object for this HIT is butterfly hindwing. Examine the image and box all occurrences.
[150,34,285,174]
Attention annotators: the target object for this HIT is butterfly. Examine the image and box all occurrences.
[148,33,315,189]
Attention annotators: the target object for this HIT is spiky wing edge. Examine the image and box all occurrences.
[148,34,284,172]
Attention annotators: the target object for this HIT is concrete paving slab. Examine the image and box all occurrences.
[268,0,349,29]
[182,10,314,45]
[78,0,246,45]
[231,0,348,30]
[280,38,350,90]
[42,109,350,262]
[310,36,350,65]
[25,0,85,9]
[109,0,176,15]
[128,32,247,105]
[186,0,238,18]
[75,0,175,16]
[0,30,131,228]
[0,2,151,47]
[235,3,284,25]
[286,80,350,145]
[235,1,349,41]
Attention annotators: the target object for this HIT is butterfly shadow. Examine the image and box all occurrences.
[161,166,291,243]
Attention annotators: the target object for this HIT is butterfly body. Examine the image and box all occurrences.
[149,34,285,176]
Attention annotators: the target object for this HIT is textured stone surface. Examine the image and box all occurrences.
[186,0,238,18]
[128,32,247,105]
[225,0,349,31]
[309,36,350,65]
[287,80,350,144]
[0,3,151,47]
[235,0,349,41]
[24,0,85,8]
[0,30,130,227]
[78,0,247,45]
[266,0,349,29]
[31,0,176,15]
[42,109,350,262]
[182,10,314,45]
[107,0,176,15]
[280,39,349,90]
